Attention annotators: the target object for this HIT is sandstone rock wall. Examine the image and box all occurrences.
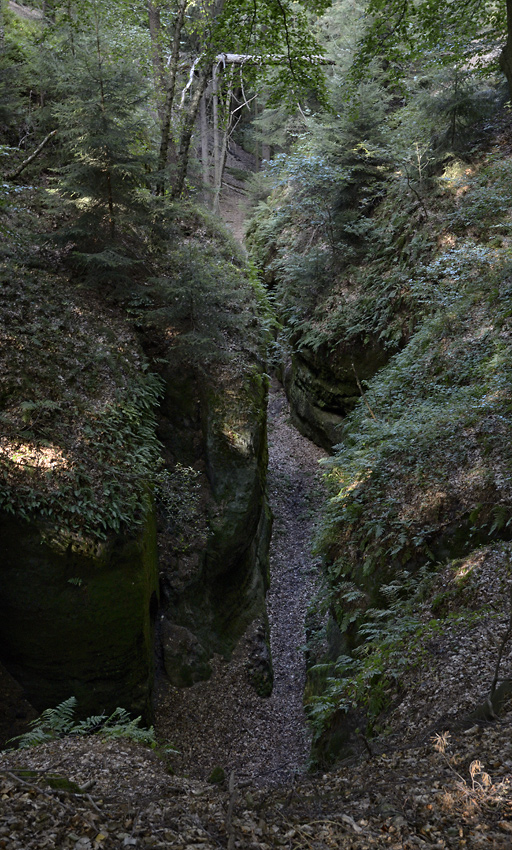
[283,341,390,451]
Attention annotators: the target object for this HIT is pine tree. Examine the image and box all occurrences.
[52,4,155,290]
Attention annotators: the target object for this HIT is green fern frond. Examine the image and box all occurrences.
[10,697,77,749]
[8,697,157,749]
[101,713,156,746]
[70,713,109,735]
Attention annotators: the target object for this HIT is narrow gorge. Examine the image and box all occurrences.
[4,0,512,844]
[155,381,326,786]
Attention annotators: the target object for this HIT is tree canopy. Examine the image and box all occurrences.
[354,0,511,94]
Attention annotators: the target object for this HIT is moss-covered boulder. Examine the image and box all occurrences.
[0,511,158,721]
[0,662,37,749]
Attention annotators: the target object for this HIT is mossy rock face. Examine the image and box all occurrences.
[156,362,272,684]
[156,365,204,467]
[201,370,271,652]
[0,510,158,722]
[201,369,268,549]
[0,661,37,749]
[284,341,390,451]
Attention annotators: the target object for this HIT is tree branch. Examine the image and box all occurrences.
[171,65,211,199]
[274,0,295,81]
[4,129,57,180]
[404,166,429,219]
[155,0,188,195]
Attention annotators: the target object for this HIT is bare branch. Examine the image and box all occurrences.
[179,55,203,108]
[4,129,57,180]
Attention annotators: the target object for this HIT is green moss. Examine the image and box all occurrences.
[0,506,158,720]
[13,770,83,793]
[208,766,226,784]
[248,667,273,698]
[157,358,272,680]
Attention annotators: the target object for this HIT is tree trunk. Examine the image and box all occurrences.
[0,0,6,56]
[499,0,512,97]
[200,92,210,193]
[254,99,260,172]
[171,66,211,200]
[212,64,234,215]
[93,0,115,238]
[212,62,221,190]
[166,0,227,199]
[155,0,188,195]
[66,1,76,57]
[42,0,56,22]
[148,1,166,115]
[4,129,57,180]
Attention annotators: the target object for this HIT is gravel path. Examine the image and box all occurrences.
[155,381,326,786]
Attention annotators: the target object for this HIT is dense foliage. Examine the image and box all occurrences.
[353,0,508,87]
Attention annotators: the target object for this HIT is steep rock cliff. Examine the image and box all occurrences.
[0,266,162,722]
[0,209,271,734]
[155,362,271,687]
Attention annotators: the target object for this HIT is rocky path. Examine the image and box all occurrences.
[155,381,326,786]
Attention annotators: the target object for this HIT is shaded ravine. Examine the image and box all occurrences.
[155,381,326,786]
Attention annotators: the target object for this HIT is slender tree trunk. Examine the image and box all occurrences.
[212,62,220,189]
[155,0,187,195]
[93,1,115,238]
[254,98,260,172]
[4,129,57,179]
[0,0,7,56]
[213,64,234,214]
[148,1,166,116]
[499,0,512,97]
[42,0,56,22]
[165,0,227,199]
[66,1,76,58]
[171,66,211,200]
[200,92,210,192]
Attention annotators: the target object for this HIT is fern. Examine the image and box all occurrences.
[9,698,157,749]
[99,709,156,745]
[11,697,78,749]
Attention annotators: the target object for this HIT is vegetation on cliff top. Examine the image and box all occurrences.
[0,257,162,541]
